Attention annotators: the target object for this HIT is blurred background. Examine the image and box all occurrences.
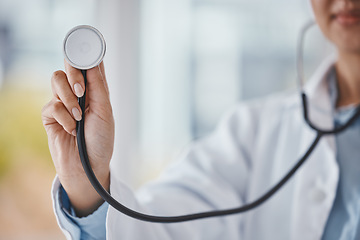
[0,0,333,239]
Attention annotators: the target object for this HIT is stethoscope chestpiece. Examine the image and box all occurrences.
[63,25,106,70]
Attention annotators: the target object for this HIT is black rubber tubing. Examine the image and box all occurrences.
[76,69,327,223]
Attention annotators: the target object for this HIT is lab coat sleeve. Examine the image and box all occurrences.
[106,104,258,240]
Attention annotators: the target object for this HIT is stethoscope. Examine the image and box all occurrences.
[63,22,360,223]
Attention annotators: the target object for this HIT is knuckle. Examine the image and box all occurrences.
[41,99,56,116]
[41,99,58,125]
[51,70,66,85]
[41,104,49,123]
[52,101,64,112]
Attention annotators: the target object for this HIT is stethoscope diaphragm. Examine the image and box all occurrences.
[63,25,106,70]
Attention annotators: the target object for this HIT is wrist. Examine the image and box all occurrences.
[60,170,110,217]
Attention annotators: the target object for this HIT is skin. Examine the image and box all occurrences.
[42,61,114,217]
[311,0,360,107]
[42,0,360,217]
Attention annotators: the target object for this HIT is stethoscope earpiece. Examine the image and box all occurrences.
[63,25,106,70]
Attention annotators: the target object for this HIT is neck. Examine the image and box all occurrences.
[335,51,360,108]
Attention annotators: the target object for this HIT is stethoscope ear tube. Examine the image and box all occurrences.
[301,92,360,134]
[297,21,360,135]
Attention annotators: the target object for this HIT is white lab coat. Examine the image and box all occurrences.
[52,56,340,240]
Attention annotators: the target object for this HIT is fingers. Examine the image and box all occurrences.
[51,70,82,121]
[42,99,77,136]
[64,60,85,98]
[64,60,110,106]
[44,61,111,138]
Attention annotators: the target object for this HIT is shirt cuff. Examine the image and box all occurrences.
[52,177,81,240]
[59,185,109,240]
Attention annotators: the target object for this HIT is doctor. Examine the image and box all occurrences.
[42,0,360,239]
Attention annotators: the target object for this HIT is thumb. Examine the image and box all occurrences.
[64,61,111,113]
[85,61,111,109]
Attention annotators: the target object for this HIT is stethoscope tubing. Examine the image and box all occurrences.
[77,71,321,223]
[76,21,360,223]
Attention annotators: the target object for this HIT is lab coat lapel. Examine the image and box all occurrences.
[290,56,339,240]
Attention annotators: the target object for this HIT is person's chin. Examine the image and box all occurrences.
[338,41,360,55]
[331,23,360,52]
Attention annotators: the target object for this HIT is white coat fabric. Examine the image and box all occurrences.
[52,56,340,240]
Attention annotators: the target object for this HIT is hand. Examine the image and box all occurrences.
[42,61,114,217]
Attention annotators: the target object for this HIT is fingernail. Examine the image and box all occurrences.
[72,108,82,121]
[72,130,77,137]
[74,83,84,98]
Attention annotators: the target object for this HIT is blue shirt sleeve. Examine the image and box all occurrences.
[57,185,109,240]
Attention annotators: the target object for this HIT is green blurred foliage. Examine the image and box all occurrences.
[0,87,52,179]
